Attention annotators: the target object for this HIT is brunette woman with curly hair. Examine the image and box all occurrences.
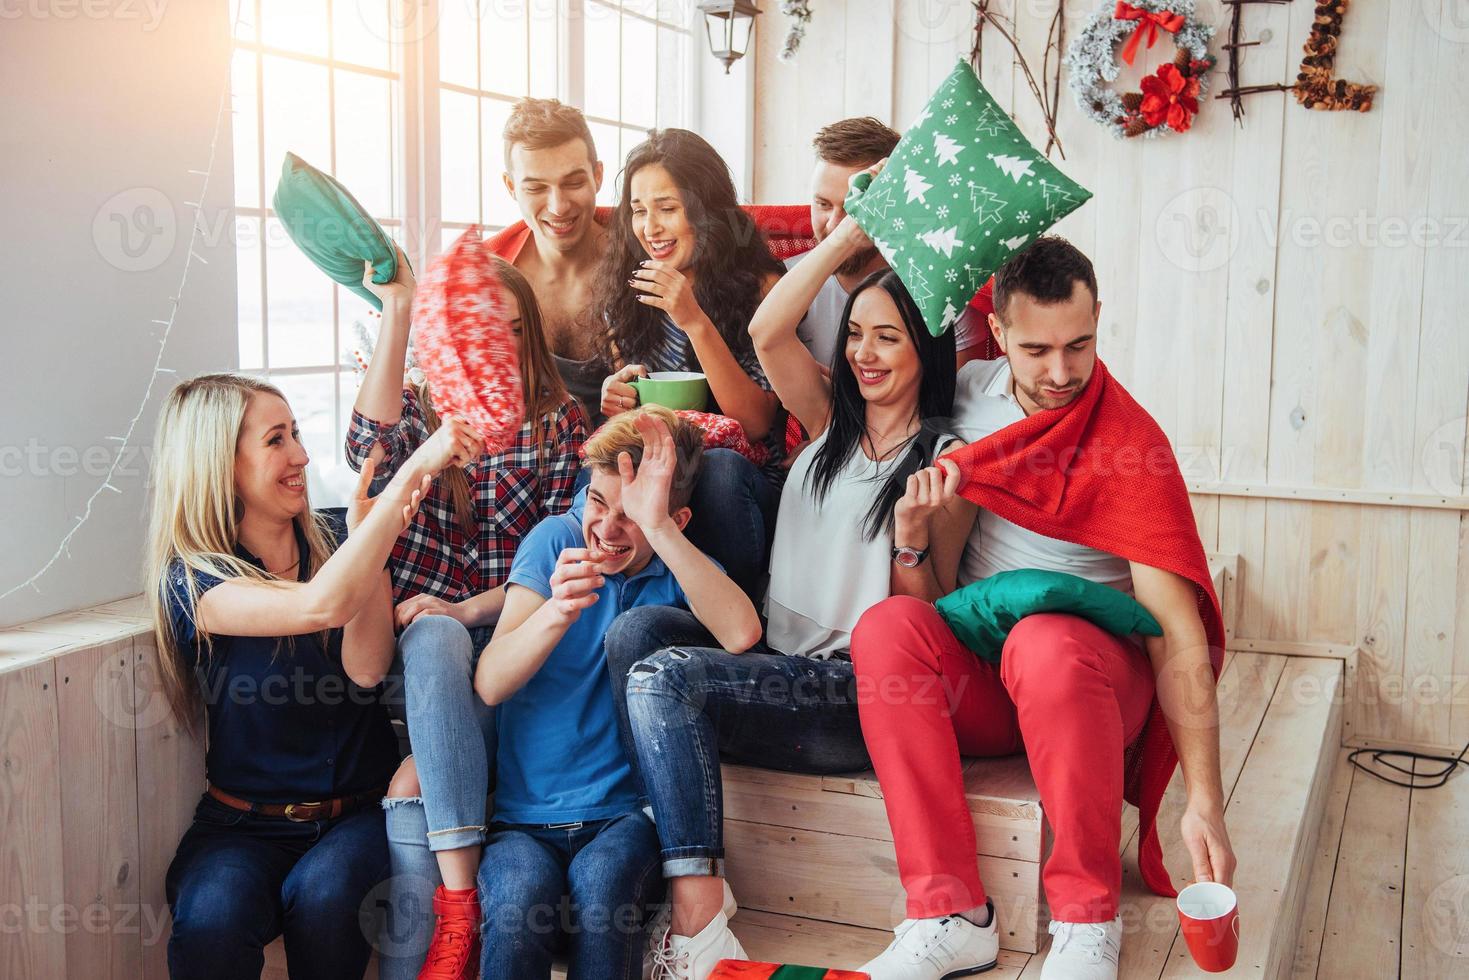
[592,129,787,598]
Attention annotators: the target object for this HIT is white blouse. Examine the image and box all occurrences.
[764,428,908,660]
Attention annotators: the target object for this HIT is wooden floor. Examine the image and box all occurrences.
[1289,747,1469,979]
[724,650,1352,979]
[728,753,1469,980]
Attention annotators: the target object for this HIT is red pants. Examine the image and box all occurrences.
[851,596,1155,924]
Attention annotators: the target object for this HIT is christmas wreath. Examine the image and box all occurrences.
[1066,0,1216,138]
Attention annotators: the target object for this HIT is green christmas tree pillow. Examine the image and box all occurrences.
[935,569,1163,664]
[845,60,1093,336]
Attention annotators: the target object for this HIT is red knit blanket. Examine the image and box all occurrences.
[943,358,1224,898]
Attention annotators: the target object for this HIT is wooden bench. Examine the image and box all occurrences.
[15,552,1357,980]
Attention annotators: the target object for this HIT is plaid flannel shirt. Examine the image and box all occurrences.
[345,387,587,606]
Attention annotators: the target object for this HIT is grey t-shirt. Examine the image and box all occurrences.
[787,252,852,370]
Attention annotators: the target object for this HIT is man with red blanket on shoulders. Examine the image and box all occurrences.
[852,237,1235,980]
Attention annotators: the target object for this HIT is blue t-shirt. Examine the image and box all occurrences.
[163,512,400,804]
[496,513,692,824]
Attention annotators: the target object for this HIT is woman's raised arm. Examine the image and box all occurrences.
[196,419,483,638]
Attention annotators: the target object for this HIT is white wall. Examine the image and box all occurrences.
[0,3,238,628]
[749,0,1469,752]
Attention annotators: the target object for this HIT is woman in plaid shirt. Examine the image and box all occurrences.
[345,250,588,978]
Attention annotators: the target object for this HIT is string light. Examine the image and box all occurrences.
[0,7,243,605]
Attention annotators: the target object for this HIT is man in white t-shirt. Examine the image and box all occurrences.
[852,238,1235,980]
[791,118,985,372]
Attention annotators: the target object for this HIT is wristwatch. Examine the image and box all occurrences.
[891,545,930,569]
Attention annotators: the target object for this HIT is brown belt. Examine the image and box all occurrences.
[207,784,383,823]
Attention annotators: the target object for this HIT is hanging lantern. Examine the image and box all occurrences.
[698,0,761,74]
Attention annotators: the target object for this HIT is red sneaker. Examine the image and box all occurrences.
[417,885,481,980]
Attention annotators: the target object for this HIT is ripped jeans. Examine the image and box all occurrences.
[603,605,870,878]
[378,615,496,980]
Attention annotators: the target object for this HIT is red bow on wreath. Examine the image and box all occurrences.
[1114,2,1186,66]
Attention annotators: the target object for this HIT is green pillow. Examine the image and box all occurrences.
[935,569,1162,663]
[845,60,1092,336]
[272,152,402,311]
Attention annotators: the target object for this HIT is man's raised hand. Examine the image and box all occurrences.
[616,413,679,532]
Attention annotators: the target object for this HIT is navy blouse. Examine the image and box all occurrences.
[163,513,399,804]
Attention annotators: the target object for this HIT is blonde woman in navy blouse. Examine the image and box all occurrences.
[145,373,479,980]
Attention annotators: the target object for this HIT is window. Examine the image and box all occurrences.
[230,0,708,505]
[231,0,402,506]
[436,0,696,245]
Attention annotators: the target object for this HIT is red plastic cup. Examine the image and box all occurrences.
[1176,881,1240,972]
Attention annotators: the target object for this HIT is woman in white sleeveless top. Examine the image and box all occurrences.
[606,210,978,977]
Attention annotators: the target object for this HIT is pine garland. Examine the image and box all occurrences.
[779,0,814,62]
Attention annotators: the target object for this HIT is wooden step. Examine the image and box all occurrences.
[715,653,1340,978]
[722,755,1047,953]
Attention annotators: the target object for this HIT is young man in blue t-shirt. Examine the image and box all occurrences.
[449,406,761,979]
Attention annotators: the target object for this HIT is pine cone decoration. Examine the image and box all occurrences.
[1294,0,1376,112]
[1121,91,1144,112]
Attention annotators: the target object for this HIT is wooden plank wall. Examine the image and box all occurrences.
[752,0,1469,752]
[0,629,204,978]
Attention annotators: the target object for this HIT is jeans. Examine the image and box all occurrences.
[378,615,497,980]
[379,799,441,980]
[165,794,389,980]
[574,448,777,603]
[477,811,664,980]
[393,615,498,850]
[603,605,870,878]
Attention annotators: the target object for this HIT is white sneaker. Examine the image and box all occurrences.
[644,881,739,979]
[859,903,999,979]
[1039,916,1122,980]
[649,910,746,979]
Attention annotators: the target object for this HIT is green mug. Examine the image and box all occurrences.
[630,371,710,411]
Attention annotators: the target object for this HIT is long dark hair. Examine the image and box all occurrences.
[416,256,570,538]
[805,269,957,539]
[594,128,784,365]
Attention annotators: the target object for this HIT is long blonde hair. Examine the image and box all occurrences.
[144,373,336,733]
[413,256,570,538]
